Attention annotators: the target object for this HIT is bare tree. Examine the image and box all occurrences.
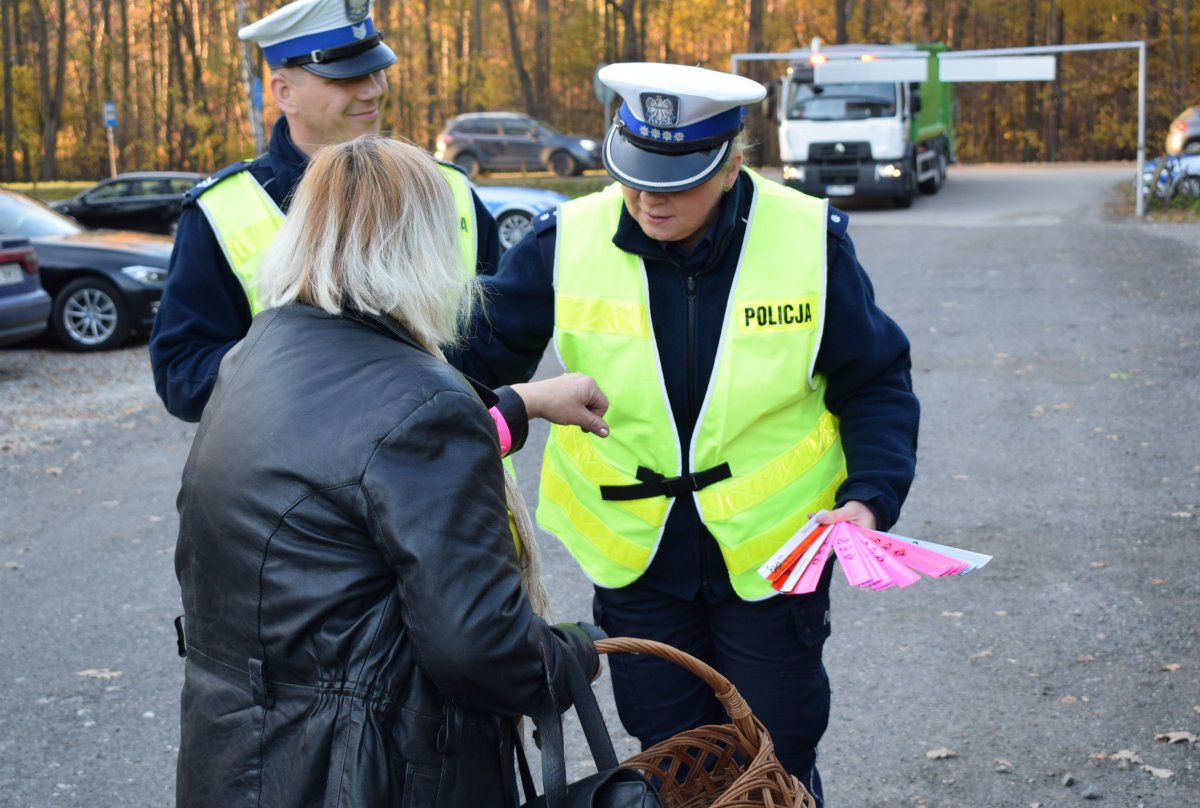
[2,0,15,180]
[745,0,777,165]
[499,0,535,113]
[609,0,639,62]
[27,0,68,180]
[422,0,439,139]
[1183,0,1191,103]
[533,0,550,118]
[1046,3,1063,161]
[859,0,873,41]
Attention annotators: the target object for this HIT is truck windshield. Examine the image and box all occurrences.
[787,82,896,121]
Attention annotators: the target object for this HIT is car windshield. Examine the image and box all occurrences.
[0,192,84,237]
[787,82,896,121]
[537,121,563,136]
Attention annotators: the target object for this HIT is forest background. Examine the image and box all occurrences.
[0,0,1195,183]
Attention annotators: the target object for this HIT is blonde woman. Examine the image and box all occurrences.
[173,135,607,807]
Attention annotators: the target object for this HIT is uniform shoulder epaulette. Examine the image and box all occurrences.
[826,205,850,240]
[184,161,254,206]
[434,157,467,176]
[532,205,560,235]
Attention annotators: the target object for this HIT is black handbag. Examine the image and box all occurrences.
[516,650,662,808]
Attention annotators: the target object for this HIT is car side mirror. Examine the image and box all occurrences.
[910,92,922,114]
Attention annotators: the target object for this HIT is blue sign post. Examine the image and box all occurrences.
[103,100,118,177]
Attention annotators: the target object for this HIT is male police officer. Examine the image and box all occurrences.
[150,0,500,422]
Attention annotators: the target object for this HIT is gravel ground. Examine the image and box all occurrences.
[0,336,163,456]
[2,165,1197,807]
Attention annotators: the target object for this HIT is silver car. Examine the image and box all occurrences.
[1165,106,1200,156]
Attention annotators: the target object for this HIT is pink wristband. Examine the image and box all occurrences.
[488,406,512,456]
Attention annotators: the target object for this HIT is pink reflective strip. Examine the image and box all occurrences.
[488,406,512,456]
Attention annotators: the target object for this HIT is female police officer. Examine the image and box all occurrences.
[447,62,920,806]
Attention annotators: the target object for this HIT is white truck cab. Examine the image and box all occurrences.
[778,40,953,208]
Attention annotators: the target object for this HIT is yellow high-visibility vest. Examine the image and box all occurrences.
[537,170,847,600]
[196,163,478,314]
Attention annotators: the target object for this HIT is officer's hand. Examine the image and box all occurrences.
[511,373,610,437]
[813,500,876,530]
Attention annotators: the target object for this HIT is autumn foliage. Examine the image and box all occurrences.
[0,0,1195,181]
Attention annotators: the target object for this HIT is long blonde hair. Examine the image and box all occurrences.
[257,135,480,351]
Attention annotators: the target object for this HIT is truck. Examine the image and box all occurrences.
[777,39,954,208]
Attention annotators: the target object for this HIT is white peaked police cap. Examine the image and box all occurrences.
[239,0,396,79]
[599,62,767,192]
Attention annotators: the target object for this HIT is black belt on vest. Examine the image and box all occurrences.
[599,463,731,501]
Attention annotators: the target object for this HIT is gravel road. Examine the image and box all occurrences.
[0,335,164,456]
[2,164,1197,808]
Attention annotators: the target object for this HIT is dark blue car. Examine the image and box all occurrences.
[0,236,52,347]
[0,189,172,351]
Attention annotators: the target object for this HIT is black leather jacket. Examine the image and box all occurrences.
[174,305,598,807]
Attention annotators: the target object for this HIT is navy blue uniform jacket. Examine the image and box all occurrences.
[446,171,920,599]
[150,117,502,422]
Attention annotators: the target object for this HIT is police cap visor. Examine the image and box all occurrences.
[603,125,731,193]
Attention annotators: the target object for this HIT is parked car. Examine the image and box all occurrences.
[1165,106,1200,156]
[0,189,172,351]
[436,112,601,179]
[48,171,203,235]
[1142,154,1200,201]
[475,185,570,251]
[0,235,52,347]
[1169,161,1200,200]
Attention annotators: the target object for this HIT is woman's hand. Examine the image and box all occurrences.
[813,500,876,530]
[512,373,610,437]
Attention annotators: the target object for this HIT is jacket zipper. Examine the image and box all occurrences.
[686,273,697,441]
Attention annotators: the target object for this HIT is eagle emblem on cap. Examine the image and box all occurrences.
[642,94,679,129]
[344,0,370,24]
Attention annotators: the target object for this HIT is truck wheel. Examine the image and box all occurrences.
[895,157,919,207]
[919,145,947,194]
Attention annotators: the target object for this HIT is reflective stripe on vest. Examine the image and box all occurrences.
[197,163,478,314]
[196,170,283,316]
[442,163,479,277]
[538,170,847,600]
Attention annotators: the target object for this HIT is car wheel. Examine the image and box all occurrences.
[455,153,482,179]
[52,277,131,351]
[549,151,577,178]
[495,210,535,251]
[1173,175,1200,200]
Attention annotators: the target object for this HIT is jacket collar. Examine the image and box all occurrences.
[610,170,746,272]
[342,308,499,408]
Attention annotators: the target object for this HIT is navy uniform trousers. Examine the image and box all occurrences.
[592,559,835,808]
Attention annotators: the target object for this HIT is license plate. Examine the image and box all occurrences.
[825,184,855,197]
[0,263,23,286]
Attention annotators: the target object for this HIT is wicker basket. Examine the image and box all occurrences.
[594,637,816,808]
